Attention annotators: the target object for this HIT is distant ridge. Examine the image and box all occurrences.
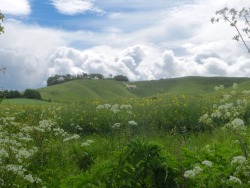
[38,76,250,103]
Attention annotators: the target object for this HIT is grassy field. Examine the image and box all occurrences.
[1,98,52,105]
[1,77,250,187]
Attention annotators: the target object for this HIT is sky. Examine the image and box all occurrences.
[0,0,250,90]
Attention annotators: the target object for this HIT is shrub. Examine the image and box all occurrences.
[23,89,41,100]
[114,75,129,82]
[101,140,178,188]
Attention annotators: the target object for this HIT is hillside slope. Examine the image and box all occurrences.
[39,79,137,103]
[38,76,250,103]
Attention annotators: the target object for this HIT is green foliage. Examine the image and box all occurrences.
[47,73,88,86]
[2,78,250,187]
[89,73,104,79]
[0,90,22,99]
[23,89,41,100]
[114,75,129,81]
[101,140,178,188]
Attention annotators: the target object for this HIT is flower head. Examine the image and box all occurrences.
[202,160,212,167]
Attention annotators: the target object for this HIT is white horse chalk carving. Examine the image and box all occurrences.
[123,83,137,89]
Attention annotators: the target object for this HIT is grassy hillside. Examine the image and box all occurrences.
[130,76,250,97]
[39,79,137,103]
[38,76,250,103]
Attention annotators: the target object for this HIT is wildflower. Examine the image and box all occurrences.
[111,104,120,113]
[0,149,9,158]
[112,123,121,129]
[126,110,133,114]
[233,83,237,90]
[225,112,231,118]
[231,156,246,165]
[104,104,112,109]
[231,118,246,131]
[184,166,203,179]
[202,160,212,167]
[25,175,35,183]
[228,176,242,185]
[96,105,104,109]
[81,140,94,147]
[242,90,250,95]
[63,134,80,142]
[120,104,132,109]
[223,94,231,101]
[199,114,212,125]
[193,166,203,174]
[128,120,137,126]
[184,170,195,178]
[231,90,236,95]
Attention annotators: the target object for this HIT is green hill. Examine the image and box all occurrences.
[39,79,137,103]
[38,76,250,103]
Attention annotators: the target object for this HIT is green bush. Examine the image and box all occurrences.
[101,140,178,188]
[23,89,41,99]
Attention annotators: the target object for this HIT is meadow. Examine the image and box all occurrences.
[1,78,250,187]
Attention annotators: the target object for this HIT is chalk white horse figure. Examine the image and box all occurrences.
[123,83,137,89]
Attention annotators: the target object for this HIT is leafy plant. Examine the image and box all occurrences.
[101,140,178,188]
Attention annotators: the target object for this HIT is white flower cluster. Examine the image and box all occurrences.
[185,160,213,180]
[199,114,213,126]
[0,111,73,187]
[231,156,246,165]
[81,139,94,147]
[128,120,138,126]
[201,160,213,167]
[228,175,242,185]
[223,118,246,133]
[230,155,250,178]
[96,103,133,114]
[242,90,250,95]
[214,85,224,91]
[200,83,248,128]
[5,164,43,184]
[63,134,80,142]
[233,83,238,90]
[184,166,203,179]
[112,123,121,129]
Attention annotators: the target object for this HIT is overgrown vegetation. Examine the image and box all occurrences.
[2,6,250,188]
[1,83,250,187]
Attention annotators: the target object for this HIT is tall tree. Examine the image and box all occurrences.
[211,7,250,53]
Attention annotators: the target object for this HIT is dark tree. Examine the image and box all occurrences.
[23,89,41,100]
[47,74,64,86]
[114,75,129,81]
[89,73,104,79]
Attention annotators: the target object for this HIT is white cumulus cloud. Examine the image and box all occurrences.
[51,0,104,15]
[0,0,31,15]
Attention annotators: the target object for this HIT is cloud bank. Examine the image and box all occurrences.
[0,0,250,90]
